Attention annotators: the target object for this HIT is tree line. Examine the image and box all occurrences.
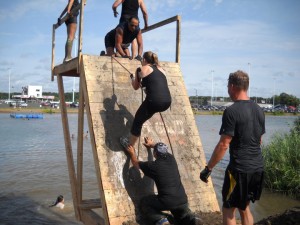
[1,91,299,107]
[189,92,300,107]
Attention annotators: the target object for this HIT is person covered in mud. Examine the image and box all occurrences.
[125,136,203,225]
[120,51,171,150]
[103,16,143,59]
[200,70,265,225]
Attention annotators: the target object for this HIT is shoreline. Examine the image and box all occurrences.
[1,107,299,116]
[0,107,79,114]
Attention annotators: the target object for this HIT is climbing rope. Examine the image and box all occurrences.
[111,56,142,157]
[110,56,174,156]
[159,112,174,155]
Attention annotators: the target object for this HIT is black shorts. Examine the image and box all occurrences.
[105,32,115,48]
[65,15,78,25]
[104,32,131,49]
[222,167,264,210]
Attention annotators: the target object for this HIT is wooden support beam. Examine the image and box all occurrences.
[77,77,84,204]
[53,58,79,77]
[80,58,110,225]
[81,209,105,225]
[51,25,56,81]
[176,15,181,64]
[77,0,85,72]
[79,199,102,210]
[57,75,81,220]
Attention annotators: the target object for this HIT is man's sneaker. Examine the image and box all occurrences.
[155,217,170,225]
[120,136,129,149]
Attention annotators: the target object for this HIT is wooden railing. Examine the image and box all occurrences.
[141,15,181,64]
[51,5,181,81]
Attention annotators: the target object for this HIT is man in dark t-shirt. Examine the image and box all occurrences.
[104,16,143,59]
[111,0,148,58]
[200,70,265,225]
[125,137,202,225]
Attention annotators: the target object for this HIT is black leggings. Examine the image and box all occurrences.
[140,195,194,224]
[131,100,171,136]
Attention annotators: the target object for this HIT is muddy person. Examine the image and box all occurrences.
[200,70,265,225]
[120,51,171,150]
[112,0,148,58]
[125,137,203,225]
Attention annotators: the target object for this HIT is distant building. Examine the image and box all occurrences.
[12,85,54,101]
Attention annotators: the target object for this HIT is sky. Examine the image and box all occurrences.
[0,0,300,99]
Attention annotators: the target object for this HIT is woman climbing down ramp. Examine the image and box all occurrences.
[120,51,172,149]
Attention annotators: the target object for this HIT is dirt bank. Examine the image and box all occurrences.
[122,207,300,225]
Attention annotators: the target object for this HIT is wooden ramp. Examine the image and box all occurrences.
[63,54,220,224]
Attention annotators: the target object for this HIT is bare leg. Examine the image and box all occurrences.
[131,38,137,58]
[124,48,130,56]
[68,23,77,40]
[238,203,253,225]
[65,23,77,61]
[222,207,237,225]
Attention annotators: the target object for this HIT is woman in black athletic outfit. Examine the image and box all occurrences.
[58,0,79,62]
[120,51,171,148]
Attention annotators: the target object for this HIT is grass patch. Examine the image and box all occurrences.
[42,108,56,114]
[262,117,300,199]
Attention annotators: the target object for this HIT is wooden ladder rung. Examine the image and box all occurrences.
[79,198,102,209]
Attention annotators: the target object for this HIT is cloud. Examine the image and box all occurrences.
[0,0,63,22]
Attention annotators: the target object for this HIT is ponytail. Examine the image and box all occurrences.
[143,51,159,66]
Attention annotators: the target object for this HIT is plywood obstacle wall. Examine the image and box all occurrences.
[80,55,220,224]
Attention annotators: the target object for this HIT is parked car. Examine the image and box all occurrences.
[9,102,16,107]
[19,103,28,107]
[51,103,59,109]
[70,102,79,108]
[40,101,51,107]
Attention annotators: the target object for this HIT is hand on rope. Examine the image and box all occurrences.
[130,74,134,81]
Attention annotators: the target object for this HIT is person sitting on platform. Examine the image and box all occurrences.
[103,16,143,60]
[120,51,171,149]
[125,137,203,225]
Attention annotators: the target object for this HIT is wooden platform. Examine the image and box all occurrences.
[53,54,220,225]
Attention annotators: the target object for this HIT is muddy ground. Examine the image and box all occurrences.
[122,207,300,225]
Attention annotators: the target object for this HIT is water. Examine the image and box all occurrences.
[0,113,299,224]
